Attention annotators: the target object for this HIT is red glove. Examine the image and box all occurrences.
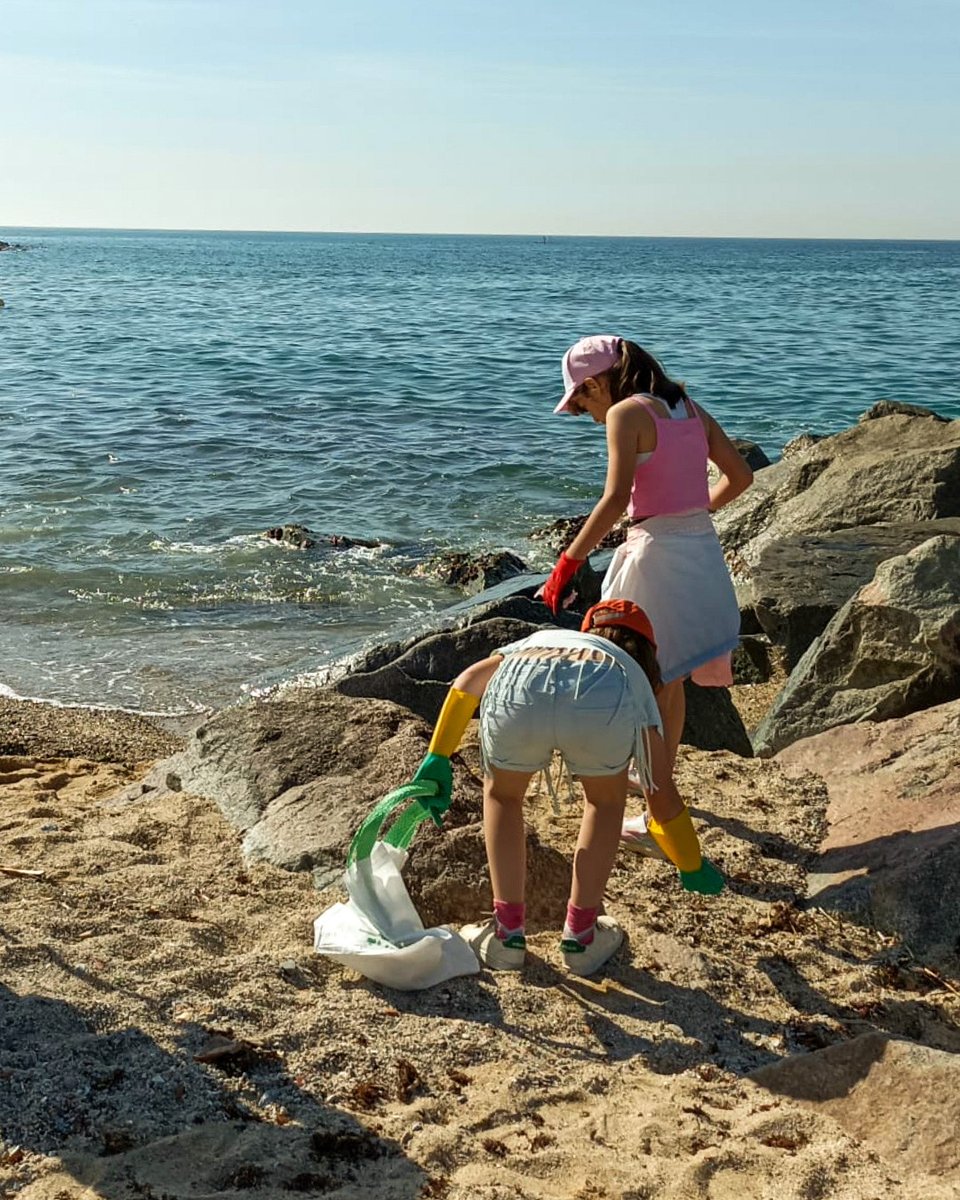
[539,551,584,615]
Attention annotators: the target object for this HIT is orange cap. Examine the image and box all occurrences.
[582,599,657,648]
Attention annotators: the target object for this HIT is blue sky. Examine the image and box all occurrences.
[2,0,958,237]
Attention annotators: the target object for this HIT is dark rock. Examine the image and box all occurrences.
[737,593,764,636]
[415,549,529,595]
[732,635,774,685]
[716,405,960,570]
[732,438,771,472]
[682,681,753,757]
[332,617,554,725]
[262,524,383,551]
[776,699,960,965]
[456,590,583,630]
[264,524,317,549]
[754,536,960,757]
[328,589,754,756]
[570,557,603,610]
[528,515,628,555]
[751,520,960,669]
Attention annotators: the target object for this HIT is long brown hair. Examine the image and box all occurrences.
[601,339,689,410]
[590,625,662,693]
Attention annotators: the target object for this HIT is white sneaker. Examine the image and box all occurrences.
[620,813,669,862]
[460,918,526,971]
[560,916,623,977]
[626,765,646,795]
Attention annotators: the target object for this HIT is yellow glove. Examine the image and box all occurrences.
[648,808,725,895]
[428,687,480,756]
[647,807,702,873]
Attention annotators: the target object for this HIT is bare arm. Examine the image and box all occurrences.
[452,655,503,699]
[564,402,639,560]
[642,728,685,825]
[700,405,753,512]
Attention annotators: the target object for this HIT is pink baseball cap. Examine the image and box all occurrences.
[554,334,623,414]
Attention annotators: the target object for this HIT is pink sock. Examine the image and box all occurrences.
[493,899,525,940]
[564,903,599,945]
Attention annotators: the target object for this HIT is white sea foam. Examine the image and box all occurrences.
[0,679,208,719]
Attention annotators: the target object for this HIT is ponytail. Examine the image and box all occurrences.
[602,339,689,409]
[589,625,662,693]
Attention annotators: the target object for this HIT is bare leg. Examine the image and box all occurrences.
[483,766,534,903]
[570,770,629,909]
[656,677,686,774]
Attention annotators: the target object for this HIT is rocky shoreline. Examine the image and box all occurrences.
[1,401,959,1198]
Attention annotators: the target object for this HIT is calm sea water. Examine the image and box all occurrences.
[1,229,958,714]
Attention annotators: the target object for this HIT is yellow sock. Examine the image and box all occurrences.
[647,807,702,873]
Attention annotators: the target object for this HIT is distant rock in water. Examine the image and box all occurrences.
[0,240,27,252]
[261,524,383,551]
[414,549,529,595]
[859,398,950,423]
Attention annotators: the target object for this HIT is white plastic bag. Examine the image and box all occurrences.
[313,840,479,990]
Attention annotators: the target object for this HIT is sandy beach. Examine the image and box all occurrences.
[2,677,959,1200]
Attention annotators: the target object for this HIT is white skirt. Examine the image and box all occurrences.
[601,512,740,685]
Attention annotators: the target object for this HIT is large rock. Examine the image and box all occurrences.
[134,691,573,918]
[754,536,960,756]
[413,549,529,594]
[750,520,960,669]
[775,699,960,963]
[750,1033,960,1183]
[683,680,753,756]
[717,402,960,570]
[332,614,560,724]
[335,620,752,756]
[141,691,480,883]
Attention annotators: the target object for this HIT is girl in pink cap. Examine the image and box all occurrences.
[539,336,753,798]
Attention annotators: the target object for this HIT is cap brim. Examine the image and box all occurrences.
[553,387,578,415]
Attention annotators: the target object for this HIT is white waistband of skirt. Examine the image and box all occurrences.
[626,509,713,538]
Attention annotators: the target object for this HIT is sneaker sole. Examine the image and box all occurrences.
[620,832,669,862]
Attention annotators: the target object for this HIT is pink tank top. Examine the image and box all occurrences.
[627,395,710,520]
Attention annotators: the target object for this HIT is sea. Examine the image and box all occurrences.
[1,229,958,716]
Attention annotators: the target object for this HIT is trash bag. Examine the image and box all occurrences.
[313,783,479,991]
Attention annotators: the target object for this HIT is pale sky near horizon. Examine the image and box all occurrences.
[2,0,958,238]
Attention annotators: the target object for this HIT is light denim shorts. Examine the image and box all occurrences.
[479,654,636,777]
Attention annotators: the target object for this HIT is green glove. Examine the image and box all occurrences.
[679,858,725,895]
[412,752,453,826]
